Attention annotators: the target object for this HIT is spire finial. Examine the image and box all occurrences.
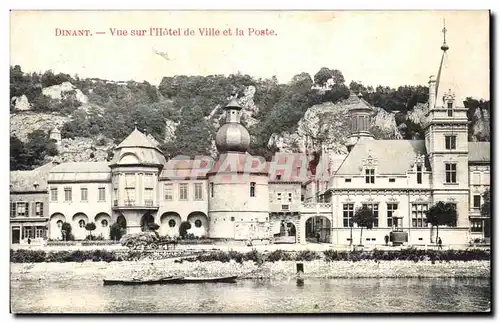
[134,122,138,130]
[441,18,449,51]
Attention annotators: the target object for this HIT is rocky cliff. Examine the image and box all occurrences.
[268,96,403,154]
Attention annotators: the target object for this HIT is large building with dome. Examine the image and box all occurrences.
[10,32,490,247]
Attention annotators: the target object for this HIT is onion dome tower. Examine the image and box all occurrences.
[208,95,270,241]
[215,98,250,153]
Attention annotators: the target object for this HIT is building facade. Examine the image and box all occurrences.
[10,34,490,246]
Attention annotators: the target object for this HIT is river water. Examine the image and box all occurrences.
[11,278,490,313]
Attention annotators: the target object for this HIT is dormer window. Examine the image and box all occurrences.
[447,102,453,117]
[416,165,423,184]
[365,169,375,184]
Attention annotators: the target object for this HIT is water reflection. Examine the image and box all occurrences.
[11,278,490,314]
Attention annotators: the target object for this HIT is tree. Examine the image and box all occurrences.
[85,222,96,240]
[61,222,73,241]
[481,189,490,217]
[148,223,160,237]
[313,68,345,87]
[179,221,192,239]
[425,201,458,244]
[352,206,376,246]
[110,222,126,241]
[10,135,30,170]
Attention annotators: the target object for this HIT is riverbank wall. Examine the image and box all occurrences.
[11,258,490,282]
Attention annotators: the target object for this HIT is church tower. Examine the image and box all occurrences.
[424,20,469,228]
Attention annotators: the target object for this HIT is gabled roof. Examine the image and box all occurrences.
[335,138,428,175]
[50,162,110,173]
[48,162,111,182]
[10,162,56,192]
[468,142,490,163]
[118,128,158,148]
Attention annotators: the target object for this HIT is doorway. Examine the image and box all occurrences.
[12,228,20,244]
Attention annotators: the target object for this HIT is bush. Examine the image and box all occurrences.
[296,250,321,261]
[10,249,46,263]
[266,249,293,262]
[179,221,191,239]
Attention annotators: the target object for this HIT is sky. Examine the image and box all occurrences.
[9,10,490,100]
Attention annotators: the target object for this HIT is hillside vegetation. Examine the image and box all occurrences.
[10,65,490,170]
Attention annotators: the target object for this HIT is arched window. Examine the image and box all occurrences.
[101,219,108,227]
[195,219,202,228]
[168,219,176,228]
[79,220,86,228]
[57,220,63,228]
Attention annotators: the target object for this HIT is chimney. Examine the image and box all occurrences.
[428,75,436,110]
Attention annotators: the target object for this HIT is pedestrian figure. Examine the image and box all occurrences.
[316,232,320,243]
[438,237,443,250]
[384,235,389,246]
[27,238,31,245]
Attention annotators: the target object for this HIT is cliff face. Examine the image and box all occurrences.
[268,98,403,154]
[42,82,88,104]
[10,112,70,142]
[471,107,490,142]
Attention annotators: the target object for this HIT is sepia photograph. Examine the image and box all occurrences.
[9,10,491,314]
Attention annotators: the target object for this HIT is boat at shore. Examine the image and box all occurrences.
[103,276,175,286]
[169,276,238,284]
[103,275,238,285]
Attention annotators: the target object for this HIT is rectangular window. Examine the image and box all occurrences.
[472,172,480,185]
[144,173,154,188]
[23,227,34,239]
[210,182,214,198]
[447,102,453,117]
[250,182,256,197]
[445,135,457,150]
[417,165,423,184]
[365,169,375,184]
[98,187,106,201]
[144,188,153,205]
[64,187,72,202]
[470,219,483,233]
[387,203,398,227]
[35,226,45,239]
[343,203,354,228]
[35,202,43,216]
[16,202,29,217]
[125,173,136,187]
[445,163,457,183]
[125,188,135,205]
[276,174,282,180]
[411,203,428,228]
[345,178,351,183]
[389,178,395,183]
[194,183,203,200]
[362,203,379,227]
[10,202,16,217]
[179,183,188,201]
[288,193,292,203]
[50,188,58,202]
[164,183,173,201]
[473,195,481,209]
[276,193,282,201]
[81,188,88,202]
